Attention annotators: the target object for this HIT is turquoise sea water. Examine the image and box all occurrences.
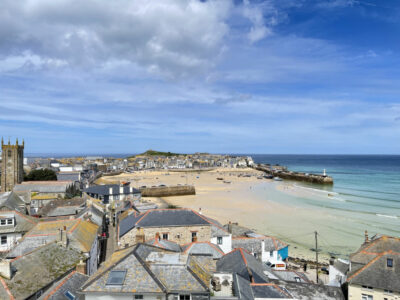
[249,155,400,254]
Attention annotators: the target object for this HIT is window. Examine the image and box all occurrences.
[179,295,190,300]
[270,251,273,257]
[134,295,144,300]
[64,290,76,300]
[1,236,6,245]
[217,236,223,245]
[162,233,168,240]
[361,294,373,300]
[7,219,13,225]
[7,150,11,157]
[191,232,197,242]
[0,220,5,226]
[106,270,127,285]
[294,277,301,282]
[387,258,393,268]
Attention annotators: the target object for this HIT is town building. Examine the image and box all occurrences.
[84,183,141,204]
[7,218,101,275]
[0,210,37,252]
[232,235,289,269]
[0,242,84,299]
[347,233,400,300]
[1,139,24,192]
[80,243,210,300]
[118,209,232,253]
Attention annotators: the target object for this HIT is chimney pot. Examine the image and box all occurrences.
[365,230,369,243]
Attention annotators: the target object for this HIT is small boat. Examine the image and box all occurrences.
[223,181,231,184]
[274,177,283,181]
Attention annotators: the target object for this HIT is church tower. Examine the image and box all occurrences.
[1,138,24,192]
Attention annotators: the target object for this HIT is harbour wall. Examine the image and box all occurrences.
[140,185,196,197]
[254,164,334,185]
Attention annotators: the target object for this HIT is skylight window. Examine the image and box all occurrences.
[64,290,76,300]
[106,270,127,285]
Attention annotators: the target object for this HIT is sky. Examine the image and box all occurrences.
[0,0,400,155]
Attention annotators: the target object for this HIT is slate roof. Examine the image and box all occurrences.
[57,172,81,182]
[146,238,182,252]
[76,205,105,227]
[81,243,210,295]
[182,242,224,258]
[0,210,37,235]
[332,259,349,275]
[271,270,310,283]
[13,181,73,193]
[84,184,140,196]
[347,235,400,292]
[232,236,287,253]
[280,282,345,300]
[7,218,99,258]
[217,248,270,283]
[0,192,26,213]
[39,270,89,300]
[0,242,84,300]
[38,197,86,217]
[119,209,229,238]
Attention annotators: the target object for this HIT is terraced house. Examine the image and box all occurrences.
[347,234,400,300]
[7,218,100,275]
[81,243,210,300]
[118,209,232,253]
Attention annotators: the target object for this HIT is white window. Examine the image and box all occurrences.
[0,220,5,226]
[217,237,223,245]
[362,294,373,300]
[7,219,13,225]
[270,250,273,257]
[162,233,168,240]
[1,236,6,245]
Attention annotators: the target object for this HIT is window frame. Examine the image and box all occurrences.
[1,236,7,245]
[387,258,393,268]
[162,233,169,240]
[106,270,127,286]
[217,236,223,245]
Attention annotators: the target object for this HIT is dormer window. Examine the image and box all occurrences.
[0,218,14,226]
[387,258,393,268]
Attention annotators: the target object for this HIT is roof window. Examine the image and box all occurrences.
[106,270,127,285]
[64,290,76,300]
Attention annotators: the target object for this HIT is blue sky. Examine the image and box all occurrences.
[0,0,399,154]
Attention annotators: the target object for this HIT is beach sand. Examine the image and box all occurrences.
[101,168,366,262]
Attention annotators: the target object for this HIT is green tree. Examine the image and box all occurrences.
[65,184,82,199]
[24,169,57,181]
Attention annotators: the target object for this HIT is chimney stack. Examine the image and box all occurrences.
[365,230,369,244]
[155,232,160,241]
[0,259,11,280]
[228,221,232,234]
[59,228,68,247]
[76,260,87,275]
[136,227,145,243]
[199,208,202,215]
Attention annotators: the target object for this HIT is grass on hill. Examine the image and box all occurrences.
[129,149,187,158]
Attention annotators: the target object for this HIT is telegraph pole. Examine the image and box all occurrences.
[315,231,319,284]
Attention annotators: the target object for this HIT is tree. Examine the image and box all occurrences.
[65,184,82,199]
[24,169,57,181]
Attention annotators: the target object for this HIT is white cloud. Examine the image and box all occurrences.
[242,0,274,43]
[0,0,232,78]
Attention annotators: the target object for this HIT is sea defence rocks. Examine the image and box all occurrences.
[140,185,196,197]
[255,164,334,185]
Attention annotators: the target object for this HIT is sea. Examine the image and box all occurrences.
[248,155,400,256]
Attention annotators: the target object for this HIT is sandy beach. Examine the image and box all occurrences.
[100,168,377,262]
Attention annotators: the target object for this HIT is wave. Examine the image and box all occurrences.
[337,186,400,197]
[293,184,337,195]
[339,192,400,204]
[376,214,398,219]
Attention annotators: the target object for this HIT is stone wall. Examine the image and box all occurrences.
[140,185,195,197]
[119,225,211,247]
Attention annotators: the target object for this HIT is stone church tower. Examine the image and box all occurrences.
[1,138,24,192]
